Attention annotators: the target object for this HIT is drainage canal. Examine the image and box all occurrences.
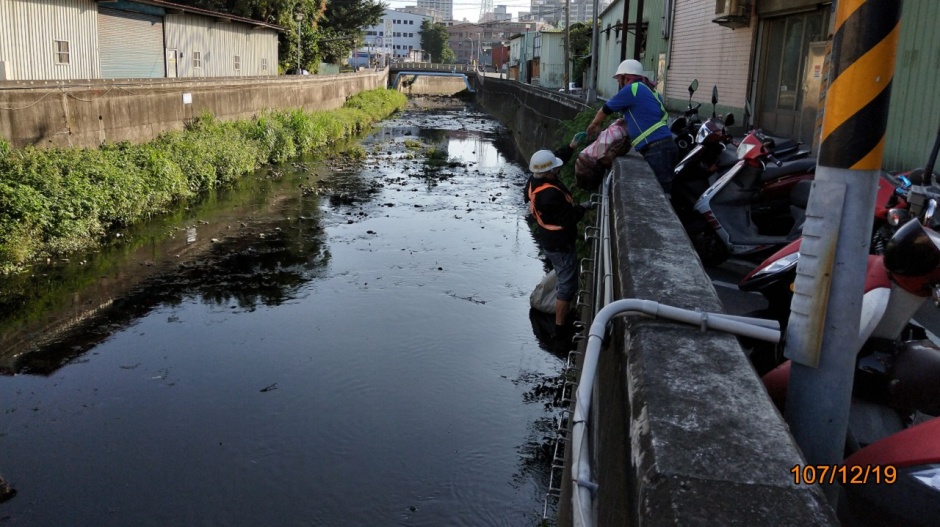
[0,97,569,526]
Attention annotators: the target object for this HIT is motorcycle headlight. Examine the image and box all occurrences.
[887,208,912,227]
[737,142,757,158]
[695,126,710,143]
[911,464,940,491]
[752,252,800,278]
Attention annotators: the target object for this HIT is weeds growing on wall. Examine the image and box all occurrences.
[0,88,407,275]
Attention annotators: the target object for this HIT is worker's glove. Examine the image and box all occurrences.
[580,200,597,210]
[571,131,588,147]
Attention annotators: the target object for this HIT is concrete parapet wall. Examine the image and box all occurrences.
[0,70,388,149]
[473,76,592,160]
[585,153,839,525]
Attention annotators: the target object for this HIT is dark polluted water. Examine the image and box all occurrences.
[0,99,570,526]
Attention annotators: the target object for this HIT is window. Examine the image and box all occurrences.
[234,55,241,70]
[193,51,202,68]
[54,40,70,64]
[262,58,268,72]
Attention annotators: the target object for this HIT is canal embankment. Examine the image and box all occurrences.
[0,69,387,149]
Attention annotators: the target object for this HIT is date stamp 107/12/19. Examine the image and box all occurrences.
[791,464,897,485]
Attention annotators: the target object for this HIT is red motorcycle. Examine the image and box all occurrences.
[759,216,940,526]
[688,128,817,266]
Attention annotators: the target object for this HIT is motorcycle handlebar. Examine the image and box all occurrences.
[767,154,783,167]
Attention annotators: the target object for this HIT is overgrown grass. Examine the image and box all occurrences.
[0,88,407,275]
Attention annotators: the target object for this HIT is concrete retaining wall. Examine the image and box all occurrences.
[473,75,591,159]
[0,70,388,149]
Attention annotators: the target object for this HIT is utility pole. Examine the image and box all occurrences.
[620,0,630,60]
[784,0,902,505]
[294,9,304,74]
[586,0,600,102]
[564,0,570,92]
[633,0,644,61]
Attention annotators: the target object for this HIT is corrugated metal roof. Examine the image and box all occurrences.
[115,0,286,32]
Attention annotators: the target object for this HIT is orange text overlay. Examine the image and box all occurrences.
[791,464,897,485]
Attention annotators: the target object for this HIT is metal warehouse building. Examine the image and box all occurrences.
[0,0,282,81]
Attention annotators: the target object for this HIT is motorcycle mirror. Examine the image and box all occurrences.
[724,113,735,127]
[689,79,698,96]
[711,86,719,118]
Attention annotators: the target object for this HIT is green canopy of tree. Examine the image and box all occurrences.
[318,0,386,64]
[568,22,593,87]
[419,20,454,63]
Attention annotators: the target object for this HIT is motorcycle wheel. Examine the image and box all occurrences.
[737,309,784,377]
[691,229,729,267]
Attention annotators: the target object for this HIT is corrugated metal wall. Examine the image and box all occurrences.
[165,14,279,77]
[883,0,940,172]
[98,7,165,78]
[0,0,99,80]
[596,0,668,99]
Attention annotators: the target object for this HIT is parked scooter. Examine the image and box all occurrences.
[839,415,940,527]
[670,85,737,226]
[739,125,940,341]
[688,128,817,266]
[759,217,940,526]
[670,79,703,159]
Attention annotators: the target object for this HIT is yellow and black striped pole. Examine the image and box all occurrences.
[783,0,902,503]
[818,0,901,169]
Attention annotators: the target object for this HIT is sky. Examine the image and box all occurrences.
[383,0,534,23]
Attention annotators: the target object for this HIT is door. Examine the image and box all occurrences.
[801,42,826,152]
[756,9,829,147]
[165,49,178,78]
[98,8,165,78]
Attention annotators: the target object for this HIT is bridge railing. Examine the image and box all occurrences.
[391,62,478,73]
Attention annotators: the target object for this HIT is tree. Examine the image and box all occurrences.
[318,0,385,64]
[568,22,593,87]
[419,20,454,63]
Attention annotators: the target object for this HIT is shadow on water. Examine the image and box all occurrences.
[0,97,569,526]
[0,161,344,375]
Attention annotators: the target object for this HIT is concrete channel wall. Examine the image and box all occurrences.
[473,79,839,525]
[0,70,388,149]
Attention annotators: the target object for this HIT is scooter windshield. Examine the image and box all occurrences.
[884,219,940,276]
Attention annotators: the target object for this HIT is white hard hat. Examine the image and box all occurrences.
[529,149,564,173]
[613,59,645,78]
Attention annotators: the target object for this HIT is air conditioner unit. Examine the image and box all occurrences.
[713,0,749,29]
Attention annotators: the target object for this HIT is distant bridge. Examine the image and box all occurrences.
[390,71,475,93]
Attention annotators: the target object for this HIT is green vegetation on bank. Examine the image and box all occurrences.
[0,88,407,275]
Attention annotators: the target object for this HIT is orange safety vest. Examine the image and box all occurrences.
[527,180,573,231]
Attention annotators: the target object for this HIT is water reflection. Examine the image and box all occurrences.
[0,100,565,527]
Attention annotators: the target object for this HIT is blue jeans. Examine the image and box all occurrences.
[642,140,679,194]
[544,248,578,302]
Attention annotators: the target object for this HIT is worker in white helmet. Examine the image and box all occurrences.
[523,135,595,343]
[586,59,678,195]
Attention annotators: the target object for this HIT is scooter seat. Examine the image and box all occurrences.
[789,180,812,209]
[760,158,816,183]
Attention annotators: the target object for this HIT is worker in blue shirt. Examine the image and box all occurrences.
[586,59,678,195]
